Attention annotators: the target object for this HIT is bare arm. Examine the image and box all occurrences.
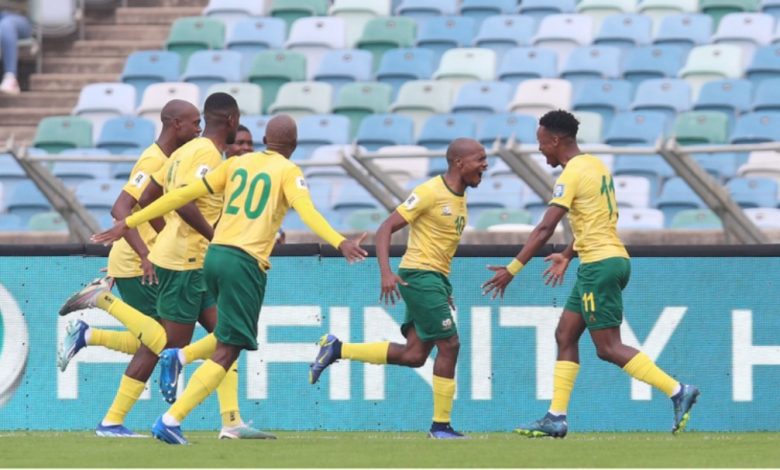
[111,190,158,284]
[175,202,214,241]
[138,179,166,233]
[375,211,409,305]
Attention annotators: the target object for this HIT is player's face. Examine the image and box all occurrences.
[460,147,489,188]
[537,127,561,167]
[177,110,202,143]
[225,111,240,145]
[230,130,254,156]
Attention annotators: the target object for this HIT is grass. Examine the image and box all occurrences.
[0,432,778,468]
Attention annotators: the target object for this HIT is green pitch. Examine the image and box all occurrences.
[0,432,778,467]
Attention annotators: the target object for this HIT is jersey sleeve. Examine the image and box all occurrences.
[202,160,231,194]
[549,165,579,211]
[396,184,433,223]
[281,165,310,207]
[122,155,164,201]
[181,147,222,187]
[150,158,171,189]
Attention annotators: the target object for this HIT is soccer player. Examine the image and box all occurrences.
[481,110,700,438]
[89,114,367,445]
[228,124,254,156]
[308,138,489,439]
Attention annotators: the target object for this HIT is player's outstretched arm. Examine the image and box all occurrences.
[375,211,409,305]
[482,205,567,299]
[291,197,367,263]
[111,190,157,285]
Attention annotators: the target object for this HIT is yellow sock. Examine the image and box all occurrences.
[217,360,241,427]
[88,328,140,355]
[341,342,389,364]
[169,359,226,422]
[623,352,679,397]
[432,375,455,423]
[182,333,217,364]
[103,375,146,425]
[549,361,580,415]
[95,292,167,354]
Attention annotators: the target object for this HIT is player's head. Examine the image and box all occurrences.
[263,114,298,158]
[159,99,201,146]
[537,109,579,167]
[203,92,240,145]
[446,138,488,188]
[229,124,254,156]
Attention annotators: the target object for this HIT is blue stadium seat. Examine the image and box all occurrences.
[692,152,740,181]
[593,14,653,51]
[764,0,780,19]
[630,79,692,122]
[497,47,558,86]
[241,115,271,148]
[0,213,24,231]
[0,153,29,193]
[55,148,113,189]
[313,49,373,92]
[75,179,125,222]
[477,113,537,147]
[613,154,675,198]
[226,17,287,66]
[731,112,780,143]
[460,0,517,28]
[622,45,687,86]
[745,45,780,87]
[655,176,705,226]
[518,0,577,22]
[396,0,457,20]
[473,15,536,58]
[284,16,348,78]
[416,114,477,152]
[416,16,477,60]
[96,117,156,155]
[616,207,665,230]
[111,152,136,181]
[571,79,633,130]
[711,12,774,62]
[451,81,513,121]
[727,177,778,208]
[653,14,713,53]
[375,48,435,96]
[181,50,243,98]
[693,79,753,119]
[560,45,623,89]
[294,114,351,160]
[355,114,415,150]
[752,78,780,112]
[604,111,668,146]
[467,175,524,221]
[6,180,52,226]
[332,180,381,227]
[73,83,137,136]
[120,51,181,104]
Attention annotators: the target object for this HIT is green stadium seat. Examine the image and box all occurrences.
[206,83,263,115]
[330,0,391,47]
[332,82,393,138]
[670,209,723,229]
[345,208,389,231]
[475,208,533,230]
[356,17,417,70]
[248,50,307,113]
[700,0,761,28]
[165,17,226,70]
[433,48,497,89]
[576,0,637,31]
[270,0,329,29]
[673,111,730,145]
[28,211,68,232]
[33,116,92,154]
[638,0,698,30]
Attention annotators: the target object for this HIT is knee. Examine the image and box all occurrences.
[402,350,428,368]
[595,344,615,363]
[439,337,460,358]
[555,324,575,347]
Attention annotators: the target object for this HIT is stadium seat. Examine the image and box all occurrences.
[390,80,453,132]
[560,46,623,88]
[225,17,287,65]
[136,83,200,133]
[752,78,780,112]
[577,0,638,30]
[268,81,333,119]
[6,180,52,225]
[497,47,558,86]
[656,177,706,224]
[653,14,713,53]
[731,111,780,143]
[0,213,24,231]
[473,15,536,58]
[373,145,430,185]
[614,175,652,208]
[270,0,329,28]
[572,79,633,129]
[54,148,112,189]
[313,49,373,93]
[333,81,393,137]
[416,16,477,62]
[396,0,457,20]
[345,208,389,231]
[744,207,780,228]
[575,111,604,144]
[96,117,156,155]
[700,0,762,28]
[737,150,780,181]
[638,0,699,31]
[33,116,92,154]
[27,0,79,38]
[332,180,381,225]
[693,79,753,119]
[451,81,513,121]
[356,17,417,69]
[477,113,538,147]
[120,51,181,104]
[532,14,594,67]
[745,45,780,86]
[182,50,243,98]
[456,0,514,27]
[286,17,347,78]
[693,152,741,181]
[75,179,125,221]
[631,78,693,122]
[622,45,687,86]
[416,114,477,150]
[593,14,652,51]
[204,0,267,33]
[670,209,723,229]
[467,176,524,221]
[375,47,434,96]
[206,83,263,116]
[72,83,136,137]
[605,111,668,146]
[508,79,573,118]
[166,17,226,69]
[329,0,391,47]
[27,211,68,232]
[613,154,674,199]
[616,207,665,229]
[475,208,533,230]
[673,111,731,145]
[355,114,415,150]
[679,45,744,96]
[712,13,774,62]
[727,176,779,207]
[294,114,351,160]
[247,50,307,113]
[518,0,577,22]
[433,48,496,89]
[241,115,272,148]
[0,154,28,193]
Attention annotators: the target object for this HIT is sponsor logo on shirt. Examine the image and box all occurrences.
[441,206,452,216]
[131,171,147,188]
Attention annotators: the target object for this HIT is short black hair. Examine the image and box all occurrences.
[539,109,579,139]
[237,124,250,134]
[203,92,238,122]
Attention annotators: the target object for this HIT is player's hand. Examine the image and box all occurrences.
[380,270,408,305]
[338,232,368,264]
[140,256,158,286]
[482,266,515,300]
[91,219,130,246]
[543,253,570,287]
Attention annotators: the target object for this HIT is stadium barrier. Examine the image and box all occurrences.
[0,244,778,432]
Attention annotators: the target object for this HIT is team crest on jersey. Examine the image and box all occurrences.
[553,184,565,198]
[131,171,147,188]
[441,205,452,216]
[404,193,419,210]
[441,318,453,330]
[296,176,307,189]
[196,165,210,178]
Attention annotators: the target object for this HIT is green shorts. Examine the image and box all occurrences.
[564,257,631,330]
[114,277,159,320]
[204,244,267,351]
[154,265,216,325]
[398,268,457,343]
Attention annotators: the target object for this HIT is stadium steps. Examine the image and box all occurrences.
[116,6,204,24]
[84,24,171,41]
[0,108,73,126]
[29,73,118,92]
[0,92,79,108]
[42,57,126,74]
[47,40,163,58]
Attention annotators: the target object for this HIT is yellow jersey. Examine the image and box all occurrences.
[549,154,629,263]
[397,176,467,276]
[148,137,224,271]
[107,143,167,278]
[203,150,310,270]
